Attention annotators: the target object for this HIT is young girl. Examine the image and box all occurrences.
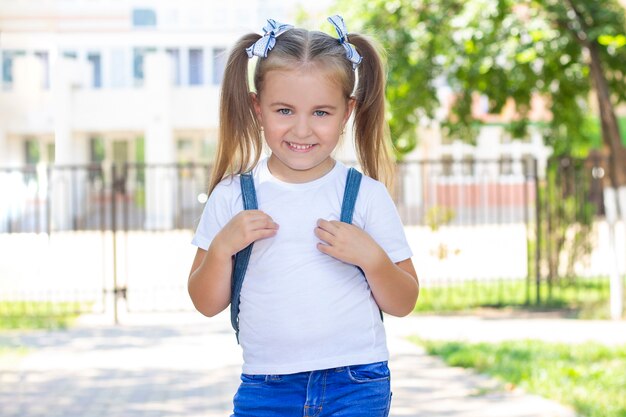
[188,15,419,417]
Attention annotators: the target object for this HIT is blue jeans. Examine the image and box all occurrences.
[231,361,392,417]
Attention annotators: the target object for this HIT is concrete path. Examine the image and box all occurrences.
[0,311,607,417]
[389,312,626,346]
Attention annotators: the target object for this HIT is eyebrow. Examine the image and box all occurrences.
[269,102,338,110]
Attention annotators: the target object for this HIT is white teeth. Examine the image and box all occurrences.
[288,142,313,150]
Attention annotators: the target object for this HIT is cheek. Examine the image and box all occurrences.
[319,120,342,136]
[262,122,289,143]
[264,118,292,134]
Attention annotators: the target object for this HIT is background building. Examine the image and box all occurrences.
[0,0,340,230]
[0,0,564,233]
[0,0,322,169]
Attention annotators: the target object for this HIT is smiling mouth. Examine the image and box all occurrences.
[286,142,315,151]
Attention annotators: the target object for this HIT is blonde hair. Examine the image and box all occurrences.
[208,26,394,195]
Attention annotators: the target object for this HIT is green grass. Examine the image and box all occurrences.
[414,278,615,318]
[413,338,626,417]
[0,301,87,329]
[0,345,29,358]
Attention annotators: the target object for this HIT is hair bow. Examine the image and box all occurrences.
[327,15,362,70]
[246,19,294,58]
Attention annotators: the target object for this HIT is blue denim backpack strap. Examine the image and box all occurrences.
[340,167,362,223]
[340,167,384,321]
[340,168,363,274]
[230,172,258,343]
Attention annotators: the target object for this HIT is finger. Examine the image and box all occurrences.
[239,211,279,229]
[314,227,335,244]
[241,210,275,222]
[250,217,280,230]
[244,209,270,216]
[316,242,333,255]
[316,218,339,233]
[240,226,278,247]
[251,228,279,240]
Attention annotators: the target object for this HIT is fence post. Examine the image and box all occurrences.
[524,159,531,305]
[534,158,541,305]
[111,164,119,324]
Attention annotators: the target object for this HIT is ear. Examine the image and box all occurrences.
[343,96,356,126]
[250,92,263,124]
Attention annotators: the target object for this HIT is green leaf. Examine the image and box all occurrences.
[516,48,537,64]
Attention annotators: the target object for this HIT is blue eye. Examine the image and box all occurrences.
[278,109,292,115]
[314,110,328,117]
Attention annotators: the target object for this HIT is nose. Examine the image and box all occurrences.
[292,115,312,139]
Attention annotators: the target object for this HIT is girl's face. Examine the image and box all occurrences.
[252,68,354,183]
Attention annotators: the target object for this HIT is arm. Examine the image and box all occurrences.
[188,210,279,317]
[315,220,419,317]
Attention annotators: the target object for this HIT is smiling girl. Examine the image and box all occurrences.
[188,15,419,417]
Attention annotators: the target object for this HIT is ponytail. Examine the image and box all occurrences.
[208,33,263,196]
[349,34,395,192]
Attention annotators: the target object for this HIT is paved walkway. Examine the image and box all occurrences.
[3,311,623,417]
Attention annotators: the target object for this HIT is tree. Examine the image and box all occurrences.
[344,0,626,317]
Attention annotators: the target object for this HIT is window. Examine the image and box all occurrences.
[201,131,217,161]
[88,137,104,181]
[132,9,157,27]
[89,137,105,163]
[2,51,14,87]
[45,143,55,163]
[35,51,50,89]
[177,138,195,163]
[166,48,181,86]
[212,48,226,85]
[87,52,102,88]
[189,49,204,86]
[24,139,40,165]
[112,140,129,164]
[2,50,25,89]
[133,47,155,86]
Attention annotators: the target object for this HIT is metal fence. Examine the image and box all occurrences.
[1,159,539,233]
[1,157,620,321]
[0,163,210,234]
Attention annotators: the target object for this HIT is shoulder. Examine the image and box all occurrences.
[350,168,390,201]
[333,163,393,211]
[210,174,240,199]
[331,162,389,197]
[205,173,248,215]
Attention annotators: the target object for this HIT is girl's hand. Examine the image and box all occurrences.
[314,219,385,270]
[212,210,279,257]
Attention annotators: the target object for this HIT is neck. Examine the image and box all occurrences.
[267,156,336,183]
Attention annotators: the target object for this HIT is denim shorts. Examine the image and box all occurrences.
[231,361,392,417]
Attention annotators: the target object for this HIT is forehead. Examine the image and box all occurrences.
[259,68,347,105]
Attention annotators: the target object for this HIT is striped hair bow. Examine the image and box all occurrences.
[246,19,294,59]
[327,15,362,70]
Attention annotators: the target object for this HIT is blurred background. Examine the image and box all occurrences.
[1,0,625,320]
[1,1,626,416]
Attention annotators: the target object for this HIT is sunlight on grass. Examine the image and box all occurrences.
[0,345,29,358]
[414,278,613,318]
[0,302,85,329]
[412,338,626,417]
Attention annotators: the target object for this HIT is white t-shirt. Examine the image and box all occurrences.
[192,158,413,374]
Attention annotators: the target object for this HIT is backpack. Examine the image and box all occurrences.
[230,167,364,343]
